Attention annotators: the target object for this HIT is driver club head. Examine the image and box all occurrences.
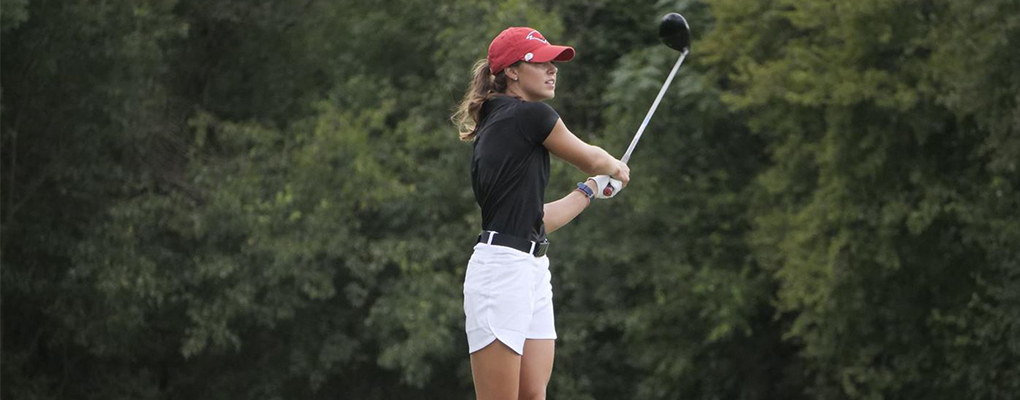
[658,13,691,52]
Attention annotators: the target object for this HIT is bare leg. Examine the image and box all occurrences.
[518,339,555,400]
[470,340,522,400]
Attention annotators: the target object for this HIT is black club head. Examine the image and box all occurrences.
[658,13,691,52]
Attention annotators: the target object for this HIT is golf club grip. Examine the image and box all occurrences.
[621,50,688,164]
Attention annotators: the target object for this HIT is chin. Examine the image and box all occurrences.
[527,89,555,101]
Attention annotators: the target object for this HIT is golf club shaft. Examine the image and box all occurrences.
[621,49,688,164]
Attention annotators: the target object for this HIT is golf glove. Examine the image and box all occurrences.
[590,175,623,199]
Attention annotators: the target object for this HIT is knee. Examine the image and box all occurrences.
[518,388,546,400]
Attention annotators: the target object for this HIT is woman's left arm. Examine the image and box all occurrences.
[543,180,598,234]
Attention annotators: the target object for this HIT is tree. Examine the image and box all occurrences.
[703,0,1020,398]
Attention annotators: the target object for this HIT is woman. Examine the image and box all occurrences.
[452,27,630,400]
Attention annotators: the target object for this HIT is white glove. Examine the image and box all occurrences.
[590,175,623,199]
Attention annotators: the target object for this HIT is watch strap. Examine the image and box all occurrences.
[576,182,595,202]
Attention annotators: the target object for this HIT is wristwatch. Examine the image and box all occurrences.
[575,182,595,202]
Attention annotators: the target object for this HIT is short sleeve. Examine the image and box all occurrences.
[516,101,560,145]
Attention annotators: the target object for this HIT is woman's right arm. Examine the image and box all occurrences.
[543,119,630,186]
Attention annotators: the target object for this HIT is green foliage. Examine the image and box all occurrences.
[0,0,30,32]
[704,0,1020,398]
[3,0,1018,399]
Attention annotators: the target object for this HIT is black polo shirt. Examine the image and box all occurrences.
[471,95,560,242]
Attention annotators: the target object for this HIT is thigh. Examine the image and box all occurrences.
[471,340,522,400]
[519,339,555,400]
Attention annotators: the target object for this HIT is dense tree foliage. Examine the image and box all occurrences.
[3,0,1017,399]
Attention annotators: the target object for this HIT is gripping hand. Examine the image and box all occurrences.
[590,175,623,199]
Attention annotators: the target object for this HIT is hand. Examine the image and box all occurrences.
[590,175,624,199]
[591,159,630,198]
[610,159,630,189]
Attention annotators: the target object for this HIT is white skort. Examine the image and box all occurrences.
[463,242,556,355]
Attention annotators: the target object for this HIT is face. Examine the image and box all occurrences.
[506,61,558,101]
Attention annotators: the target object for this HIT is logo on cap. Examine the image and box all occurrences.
[525,31,548,44]
[524,53,534,61]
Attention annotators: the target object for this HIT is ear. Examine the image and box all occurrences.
[505,65,519,81]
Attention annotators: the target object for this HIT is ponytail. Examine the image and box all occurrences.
[452,59,512,141]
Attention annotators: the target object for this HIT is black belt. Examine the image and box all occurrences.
[477,231,550,257]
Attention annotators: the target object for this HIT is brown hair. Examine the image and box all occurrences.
[451,59,515,141]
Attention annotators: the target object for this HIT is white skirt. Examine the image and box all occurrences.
[463,242,557,355]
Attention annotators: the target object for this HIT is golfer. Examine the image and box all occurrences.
[452,27,630,400]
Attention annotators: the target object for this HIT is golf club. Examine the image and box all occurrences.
[603,12,690,197]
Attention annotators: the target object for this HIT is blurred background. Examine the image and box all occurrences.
[2,0,1018,398]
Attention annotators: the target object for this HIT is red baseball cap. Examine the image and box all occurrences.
[487,27,575,75]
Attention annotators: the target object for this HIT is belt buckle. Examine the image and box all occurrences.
[534,240,550,257]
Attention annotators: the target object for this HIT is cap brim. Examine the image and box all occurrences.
[530,45,575,63]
